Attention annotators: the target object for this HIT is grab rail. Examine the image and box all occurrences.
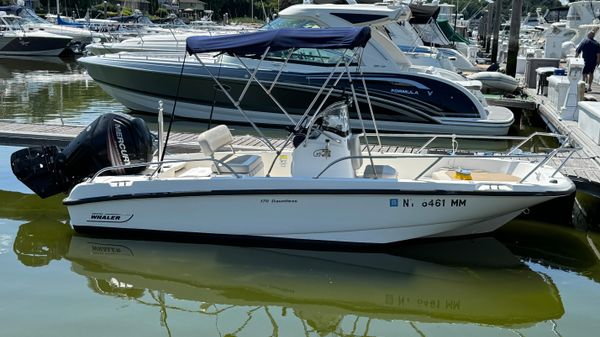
[89,157,241,182]
[361,132,570,155]
[313,147,580,181]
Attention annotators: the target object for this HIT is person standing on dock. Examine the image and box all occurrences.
[576,31,600,92]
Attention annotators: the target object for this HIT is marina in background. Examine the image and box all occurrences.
[1,0,600,335]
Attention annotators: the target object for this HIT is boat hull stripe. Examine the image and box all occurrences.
[63,187,575,206]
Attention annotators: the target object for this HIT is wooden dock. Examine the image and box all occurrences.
[524,88,600,195]
[1,120,599,195]
[0,121,421,154]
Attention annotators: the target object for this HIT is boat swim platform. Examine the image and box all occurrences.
[1,120,599,195]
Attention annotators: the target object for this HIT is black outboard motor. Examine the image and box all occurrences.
[11,113,153,198]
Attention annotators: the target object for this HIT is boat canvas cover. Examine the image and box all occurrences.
[186,27,371,55]
[437,19,471,45]
[408,4,440,24]
[56,15,85,28]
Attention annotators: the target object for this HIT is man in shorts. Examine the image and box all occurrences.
[576,31,600,92]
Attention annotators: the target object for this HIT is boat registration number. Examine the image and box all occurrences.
[389,198,467,208]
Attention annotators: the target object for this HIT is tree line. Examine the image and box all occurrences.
[0,0,565,21]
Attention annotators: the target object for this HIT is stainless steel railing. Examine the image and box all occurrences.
[313,147,580,182]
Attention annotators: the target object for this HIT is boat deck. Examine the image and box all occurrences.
[0,120,597,193]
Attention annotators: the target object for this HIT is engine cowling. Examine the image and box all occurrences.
[11,113,153,198]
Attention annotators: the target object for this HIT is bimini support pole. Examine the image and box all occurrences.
[343,58,377,178]
[295,51,349,131]
[235,47,270,105]
[157,100,164,162]
[268,49,296,93]
[192,53,275,151]
[235,51,296,124]
[265,49,354,177]
[356,47,382,148]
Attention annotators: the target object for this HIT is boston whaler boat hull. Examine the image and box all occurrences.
[64,175,573,244]
[12,27,576,245]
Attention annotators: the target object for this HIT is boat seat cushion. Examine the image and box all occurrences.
[363,165,397,179]
[197,125,233,156]
[214,154,264,176]
[432,169,519,182]
[179,166,213,178]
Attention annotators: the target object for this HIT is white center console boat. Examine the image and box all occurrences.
[11,28,576,245]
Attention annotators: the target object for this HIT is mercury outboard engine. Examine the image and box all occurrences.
[11,113,153,198]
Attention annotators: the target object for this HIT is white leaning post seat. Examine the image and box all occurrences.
[197,125,264,176]
[347,134,363,170]
[347,134,397,179]
[363,164,397,179]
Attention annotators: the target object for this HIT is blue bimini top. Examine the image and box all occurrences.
[186,27,371,56]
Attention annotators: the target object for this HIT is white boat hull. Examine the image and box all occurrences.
[65,178,568,244]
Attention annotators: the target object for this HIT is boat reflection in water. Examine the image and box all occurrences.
[0,56,124,124]
[47,235,561,334]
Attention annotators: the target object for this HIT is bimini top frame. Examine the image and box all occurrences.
[183,27,381,176]
[185,27,371,55]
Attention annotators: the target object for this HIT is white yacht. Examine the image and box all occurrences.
[12,28,576,244]
[80,3,513,135]
[0,13,72,56]
[84,25,254,56]
[0,5,97,50]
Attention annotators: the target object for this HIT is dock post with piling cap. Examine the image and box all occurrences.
[561,58,585,120]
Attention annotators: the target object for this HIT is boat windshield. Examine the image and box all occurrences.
[136,16,154,25]
[264,17,323,29]
[18,7,49,24]
[267,48,355,65]
[1,16,29,30]
[262,18,355,66]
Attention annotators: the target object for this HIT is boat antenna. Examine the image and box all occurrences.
[160,52,188,162]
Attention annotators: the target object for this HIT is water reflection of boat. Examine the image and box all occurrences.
[0,56,72,78]
[63,236,564,332]
[497,220,600,283]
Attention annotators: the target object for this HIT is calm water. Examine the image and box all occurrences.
[1,57,600,336]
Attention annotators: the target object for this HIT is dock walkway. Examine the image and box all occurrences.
[1,120,598,194]
[524,87,600,194]
[0,121,421,154]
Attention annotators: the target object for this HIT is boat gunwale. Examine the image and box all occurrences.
[63,186,576,206]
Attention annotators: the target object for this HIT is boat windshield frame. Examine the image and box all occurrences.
[0,15,27,31]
